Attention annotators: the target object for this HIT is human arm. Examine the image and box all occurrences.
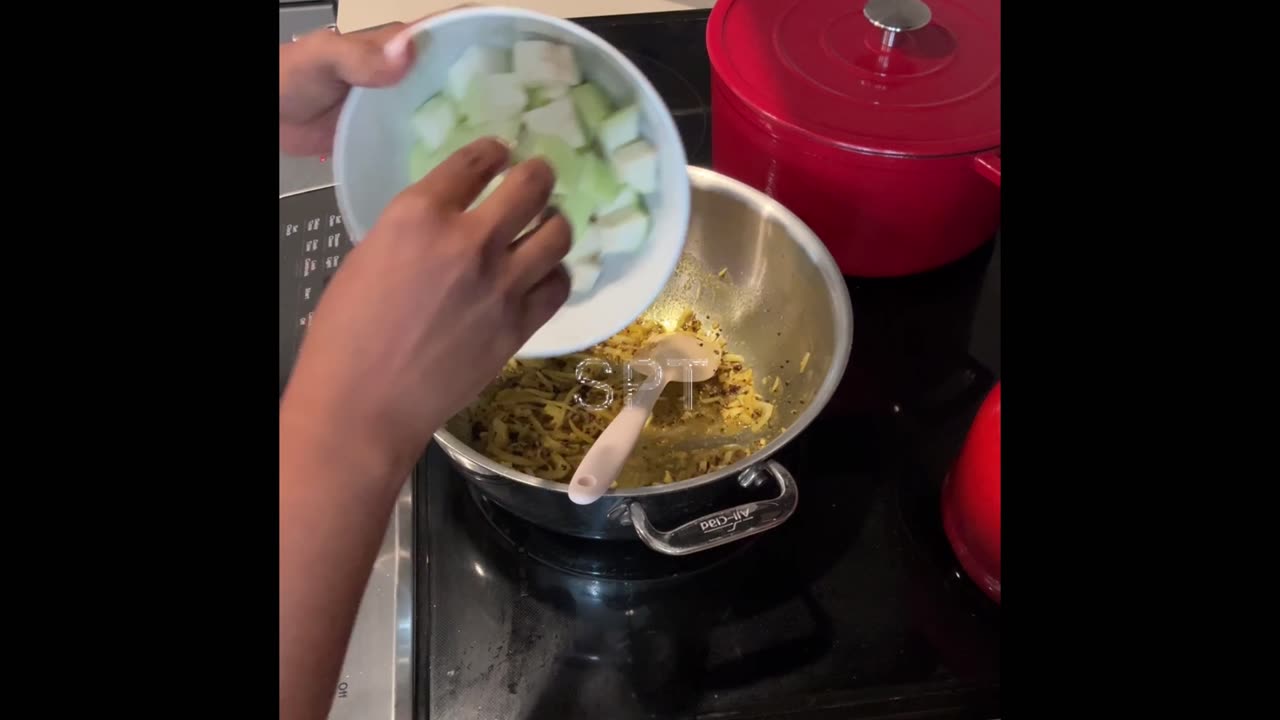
[279,21,571,717]
[279,135,569,720]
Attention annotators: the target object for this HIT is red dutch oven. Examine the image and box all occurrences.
[707,0,1001,277]
[941,382,1000,604]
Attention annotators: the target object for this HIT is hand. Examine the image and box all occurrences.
[279,23,414,156]
[280,138,571,479]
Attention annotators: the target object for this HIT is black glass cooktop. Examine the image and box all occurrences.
[412,10,1001,720]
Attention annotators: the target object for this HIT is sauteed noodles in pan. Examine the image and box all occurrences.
[448,308,781,489]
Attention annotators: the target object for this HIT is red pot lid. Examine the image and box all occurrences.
[707,0,1001,157]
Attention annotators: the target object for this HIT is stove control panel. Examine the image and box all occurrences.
[279,187,353,392]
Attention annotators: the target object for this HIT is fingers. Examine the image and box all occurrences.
[382,5,477,61]
[308,23,414,89]
[410,138,510,211]
[519,264,572,338]
[506,213,573,296]
[470,158,556,251]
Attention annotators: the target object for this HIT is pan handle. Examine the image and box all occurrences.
[974,151,1001,187]
[625,461,799,556]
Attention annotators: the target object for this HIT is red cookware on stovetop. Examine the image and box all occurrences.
[942,382,1000,604]
[707,0,1001,278]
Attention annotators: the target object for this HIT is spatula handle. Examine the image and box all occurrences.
[568,382,663,505]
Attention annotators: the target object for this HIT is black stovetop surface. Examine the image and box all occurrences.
[411,10,1001,720]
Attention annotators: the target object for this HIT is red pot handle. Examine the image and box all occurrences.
[973,151,1001,187]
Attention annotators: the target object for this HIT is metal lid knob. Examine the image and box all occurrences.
[863,0,932,49]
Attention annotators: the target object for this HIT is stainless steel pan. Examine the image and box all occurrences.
[434,166,854,555]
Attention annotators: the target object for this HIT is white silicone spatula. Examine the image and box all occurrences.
[567,333,719,505]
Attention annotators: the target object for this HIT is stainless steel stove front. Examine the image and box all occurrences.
[327,479,414,720]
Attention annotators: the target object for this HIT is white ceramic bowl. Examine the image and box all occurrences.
[333,6,690,358]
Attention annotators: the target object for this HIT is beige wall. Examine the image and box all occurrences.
[338,1,717,33]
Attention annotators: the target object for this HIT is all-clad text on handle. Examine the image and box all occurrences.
[626,461,799,556]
